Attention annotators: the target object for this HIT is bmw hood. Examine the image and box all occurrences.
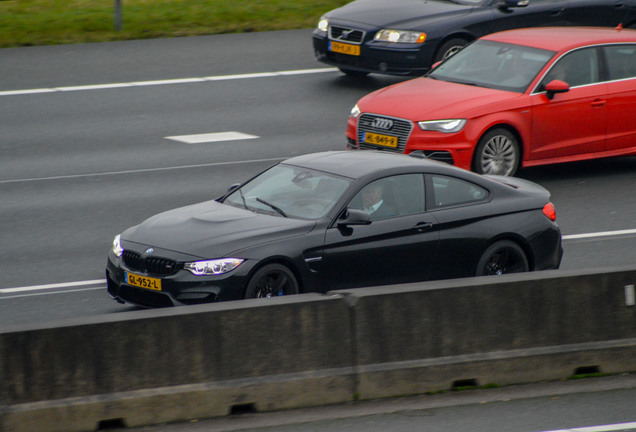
[122,200,316,259]
[327,0,470,28]
[358,77,522,119]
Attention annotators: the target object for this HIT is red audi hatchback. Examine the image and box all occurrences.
[347,26,636,176]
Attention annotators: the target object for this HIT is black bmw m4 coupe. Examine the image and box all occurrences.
[106,151,562,307]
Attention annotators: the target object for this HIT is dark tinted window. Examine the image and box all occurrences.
[604,44,636,81]
[430,175,488,208]
[349,174,424,220]
[540,47,600,89]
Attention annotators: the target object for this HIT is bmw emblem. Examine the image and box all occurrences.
[145,248,154,255]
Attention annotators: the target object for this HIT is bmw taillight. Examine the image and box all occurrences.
[543,202,556,221]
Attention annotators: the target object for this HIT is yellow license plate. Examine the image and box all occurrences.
[329,41,360,56]
[363,132,398,148]
[125,272,162,291]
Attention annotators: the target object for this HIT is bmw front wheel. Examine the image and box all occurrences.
[244,264,299,299]
[473,128,520,176]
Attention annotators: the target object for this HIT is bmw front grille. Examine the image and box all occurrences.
[122,250,179,276]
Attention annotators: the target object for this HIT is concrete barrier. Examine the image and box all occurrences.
[333,267,636,399]
[1,267,636,432]
[0,294,356,432]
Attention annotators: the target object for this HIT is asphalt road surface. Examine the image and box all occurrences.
[1,29,636,327]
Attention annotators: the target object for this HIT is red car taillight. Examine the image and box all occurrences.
[543,202,556,221]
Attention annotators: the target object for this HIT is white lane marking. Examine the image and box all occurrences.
[165,131,259,144]
[0,157,284,184]
[0,287,104,300]
[563,228,636,240]
[0,279,104,294]
[537,421,636,432]
[0,67,339,97]
[1,228,636,294]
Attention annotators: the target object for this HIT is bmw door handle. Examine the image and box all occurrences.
[591,99,606,108]
[413,222,433,232]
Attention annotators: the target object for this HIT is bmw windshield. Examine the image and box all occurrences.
[223,164,352,220]
[428,40,555,93]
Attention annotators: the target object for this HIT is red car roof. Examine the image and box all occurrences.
[482,26,636,52]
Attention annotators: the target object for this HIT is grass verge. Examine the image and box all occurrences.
[0,0,349,48]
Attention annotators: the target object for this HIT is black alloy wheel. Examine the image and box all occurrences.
[476,240,529,276]
[244,263,299,298]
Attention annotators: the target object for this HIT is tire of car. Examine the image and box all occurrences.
[434,37,469,63]
[338,67,370,77]
[475,240,529,276]
[244,263,299,299]
[472,128,520,176]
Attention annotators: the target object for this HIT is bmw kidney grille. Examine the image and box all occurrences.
[122,250,179,276]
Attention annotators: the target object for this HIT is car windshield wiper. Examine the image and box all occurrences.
[238,188,248,210]
[445,79,480,87]
[256,197,288,218]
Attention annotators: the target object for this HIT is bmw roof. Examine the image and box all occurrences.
[281,150,454,179]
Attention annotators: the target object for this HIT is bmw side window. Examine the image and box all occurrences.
[540,47,599,90]
[430,175,488,208]
[348,174,425,220]
[604,45,636,81]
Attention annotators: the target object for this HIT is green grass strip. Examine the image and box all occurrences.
[0,0,349,48]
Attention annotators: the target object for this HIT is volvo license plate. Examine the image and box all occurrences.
[329,41,360,56]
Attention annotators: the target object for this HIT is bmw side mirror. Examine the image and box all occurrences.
[544,79,570,100]
[226,183,241,194]
[338,209,372,226]
[218,183,242,202]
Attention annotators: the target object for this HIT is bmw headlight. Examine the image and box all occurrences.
[112,234,124,257]
[184,258,244,276]
[418,119,466,133]
[350,104,361,118]
[374,29,426,44]
[317,17,329,34]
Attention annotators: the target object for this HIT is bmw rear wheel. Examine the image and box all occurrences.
[244,264,299,299]
[476,240,529,276]
[473,128,520,176]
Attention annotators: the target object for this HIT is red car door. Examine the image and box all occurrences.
[528,47,608,163]
[603,44,636,154]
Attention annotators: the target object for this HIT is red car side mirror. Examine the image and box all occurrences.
[545,79,570,100]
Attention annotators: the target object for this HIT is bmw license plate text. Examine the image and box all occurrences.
[363,132,398,148]
[126,272,162,291]
[329,41,360,56]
